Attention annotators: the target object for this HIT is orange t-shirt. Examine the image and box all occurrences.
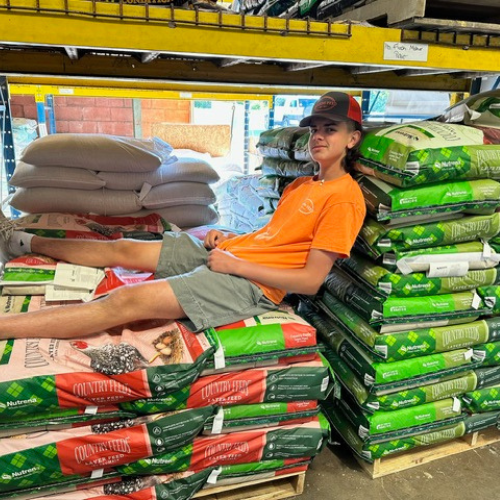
[218,173,366,304]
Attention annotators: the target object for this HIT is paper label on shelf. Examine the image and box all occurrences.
[384,42,429,62]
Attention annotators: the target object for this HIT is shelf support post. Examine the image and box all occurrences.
[0,76,18,217]
[45,94,57,134]
[244,99,250,174]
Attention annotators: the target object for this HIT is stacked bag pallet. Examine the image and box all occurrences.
[9,134,220,229]
[300,91,500,464]
[0,198,331,497]
[0,280,332,498]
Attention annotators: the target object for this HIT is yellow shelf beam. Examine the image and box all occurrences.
[8,84,274,103]
[3,52,471,93]
[0,0,499,73]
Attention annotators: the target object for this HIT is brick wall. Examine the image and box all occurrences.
[10,95,37,121]
[141,99,191,138]
[10,95,191,138]
[54,97,135,136]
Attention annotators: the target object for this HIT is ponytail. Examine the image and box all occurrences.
[343,121,364,175]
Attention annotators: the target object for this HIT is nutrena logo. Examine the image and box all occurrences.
[2,466,40,481]
[314,96,337,112]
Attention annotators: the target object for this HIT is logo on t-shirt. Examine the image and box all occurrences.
[299,199,314,215]
[254,227,281,241]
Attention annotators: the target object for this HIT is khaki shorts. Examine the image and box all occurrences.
[155,232,278,332]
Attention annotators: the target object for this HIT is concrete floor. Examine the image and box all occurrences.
[300,440,500,500]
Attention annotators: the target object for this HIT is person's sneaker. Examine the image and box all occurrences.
[0,209,21,268]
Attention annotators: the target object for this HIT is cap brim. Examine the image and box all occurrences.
[299,113,351,127]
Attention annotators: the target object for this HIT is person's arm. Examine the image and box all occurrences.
[207,247,338,295]
[203,229,239,249]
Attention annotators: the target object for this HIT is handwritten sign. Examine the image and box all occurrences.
[384,42,429,62]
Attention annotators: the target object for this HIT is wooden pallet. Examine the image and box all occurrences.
[194,472,305,500]
[356,427,500,479]
[333,0,500,35]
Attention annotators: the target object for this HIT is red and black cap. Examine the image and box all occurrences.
[299,92,362,127]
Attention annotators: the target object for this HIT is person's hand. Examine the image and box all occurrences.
[203,229,230,249]
[207,248,241,274]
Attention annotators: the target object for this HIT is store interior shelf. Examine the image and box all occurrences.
[334,0,500,35]
[0,0,499,93]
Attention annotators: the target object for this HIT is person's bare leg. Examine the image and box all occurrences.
[0,279,185,340]
[30,237,163,272]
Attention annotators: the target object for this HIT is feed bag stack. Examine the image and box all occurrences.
[0,230,331,499]
[255,126,316,223]
[9,133,220,229]
[215,174,271,232]
[300,114,500,463]
[233,0,358,18]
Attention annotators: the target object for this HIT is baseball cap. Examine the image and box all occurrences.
[299,92,362,127]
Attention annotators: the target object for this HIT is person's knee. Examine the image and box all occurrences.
[100,284,132,312]
[106,240,140,268]
[103,280,182,322]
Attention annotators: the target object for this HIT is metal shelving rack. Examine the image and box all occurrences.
[0,0,499,94]
[0,1,499,172]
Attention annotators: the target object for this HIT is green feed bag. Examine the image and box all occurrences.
[318,291,484,356]
[257,127,308,160]
[358,174,500,221]
[336,393,464,442]
[357,213,500,259]
[323,270,489,327]
[259,157,315,178]
[358,121,500,187]
[323,397,499,462]
[337,252,499,298]
[381,241,500,275]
